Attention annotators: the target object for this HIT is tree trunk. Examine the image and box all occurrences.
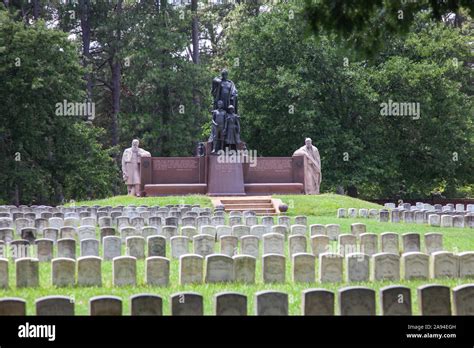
[110,0,123,147]
[14,184,19,206]
[33,0,40,20]
[347,185,358,198]
[110,59,121,147]
[80,0,93,109]
[191,0,200,64]
[190,0,201,147]
[159,0,166,13]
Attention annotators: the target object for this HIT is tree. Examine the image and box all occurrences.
[55,0,126,149]
[225,3,473,198]
[191,0,200,64]
[303,0,474,55]
[0,11,118,204]
[1,1,471,203]
[118,1,210,156]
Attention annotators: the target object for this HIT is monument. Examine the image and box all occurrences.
[129,70,319,197]
[121,139,151,196]
[292,138,322,194]
[212,69,238,114]
[209,100,226,154]
[223,105,241,151]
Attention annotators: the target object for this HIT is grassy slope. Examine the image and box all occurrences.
[68,195,213,208]
[1,194,473,315]
[275,193,384,217]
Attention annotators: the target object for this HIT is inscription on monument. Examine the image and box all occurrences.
[151,158,203,184]
[245,158,293,183]
[154,159,198,171]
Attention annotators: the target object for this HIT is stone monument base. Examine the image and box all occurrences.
[140,146,306,196]
[143,183,207,196]
[207,156,245,196]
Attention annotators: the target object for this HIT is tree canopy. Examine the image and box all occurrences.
[303,0,474,55]
[0,1,472,203]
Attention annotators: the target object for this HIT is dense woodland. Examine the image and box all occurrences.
[0,0,473,204]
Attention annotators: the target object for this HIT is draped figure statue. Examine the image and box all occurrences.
[121,139,151,196]
[293,138,322,194]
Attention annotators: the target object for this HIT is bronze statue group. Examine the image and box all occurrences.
[210,69,241,154]
[121,68,322,196]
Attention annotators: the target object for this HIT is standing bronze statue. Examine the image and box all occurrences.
[209,100,226,154]
[223,105,241,150]
[212,69,238,113]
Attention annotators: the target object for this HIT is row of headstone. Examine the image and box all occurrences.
[0,206,302,232]
[1,227,440,261]
[5,248,471,289]
[428,214,474,228]
[0,256,103,288]
[337,208,381,219]
[0,228,447,258]
[329,231,443,256]
[311,223,443,251]
[1,284,473,315]
[0,233,287,261]
[0,255,166,288]
[0,230,447,264]
[336,207,474,228]
[319,250,474,283]
[384,202,474,213]
[0,203,205,214]
[0,223,315,260]
[117,223,310,240]
[0,216,314,247]
[0,207,216,230]
[179,252,334,285]
[0,204,210,224]
[0,206,308,232]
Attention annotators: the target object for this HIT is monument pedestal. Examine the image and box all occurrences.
[207,156,245,196]
[141,153,305,196]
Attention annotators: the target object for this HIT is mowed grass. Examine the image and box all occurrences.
[1,193,473,315]
[275,193,384,217]
[67,194,213,208]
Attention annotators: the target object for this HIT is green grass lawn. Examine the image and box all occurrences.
[1,193,473,315]
[275,193,384,217]
[68,194,213,208]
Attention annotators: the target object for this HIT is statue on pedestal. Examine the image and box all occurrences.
[293,138,322,194]
[121,139,151,197]
[223,105,241,151]
[211,69,238,113]
[209,100,226,154]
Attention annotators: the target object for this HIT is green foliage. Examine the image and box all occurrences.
[224,4,384,195]
[119,2,212,156]
[0,11,118,204]
[60,124,121,201]
[1,1,472,202]
[303,0,474,56]
[224,3,473,199]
